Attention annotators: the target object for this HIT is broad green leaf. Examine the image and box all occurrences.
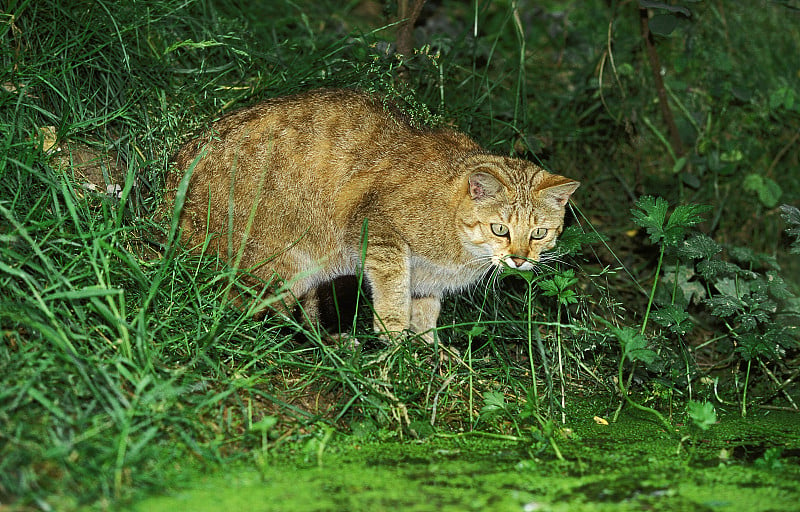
[649,14,679,36]
[704,295,742,318]
[601,321,658,365]
[677,233,722,260]
[727,245,780,270]
[537,270,579,305]
[466,324,486,337]
[743,174,782,208]
[766,271,795,300]
[663,204,712,246]
[632,196,710,247]
[736,333,779,360]
[251,416,278,432]
[639,1,691,16]
[631,196,669,244]
[555,225,606,256]
[714,277,749,300]
[480,391,507,419]
[696,259,751,280]
[755,447,784,470]
[780,204,800,254]
[687,400,716,430]
[651,305,693,336]
[769,87,798,112]
[661,265,706,305]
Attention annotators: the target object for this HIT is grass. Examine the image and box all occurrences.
[1,0,799,510]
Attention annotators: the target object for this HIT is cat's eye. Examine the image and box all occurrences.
[531,228,548,240]
[491,223,509,237]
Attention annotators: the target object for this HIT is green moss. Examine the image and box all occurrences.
[122,410,800,512]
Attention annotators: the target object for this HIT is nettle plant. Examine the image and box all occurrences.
[631,196,800,416]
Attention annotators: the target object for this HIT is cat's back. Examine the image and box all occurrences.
[210,89,392,133]
[175,89,437,190]
[204,89,408,151]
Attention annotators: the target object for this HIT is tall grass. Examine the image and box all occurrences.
[2,0,798,509]
[0,1,532,507]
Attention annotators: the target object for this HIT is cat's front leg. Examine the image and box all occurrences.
[363,240,412,339]
[410,296,441,343]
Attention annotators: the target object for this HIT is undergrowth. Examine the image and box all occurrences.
[1,0,798,510]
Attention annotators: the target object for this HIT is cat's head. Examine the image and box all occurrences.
[457,155,579,271]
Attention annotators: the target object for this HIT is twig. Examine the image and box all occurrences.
[766,129,800,179]
[757,359,799,410]
[430,373,457,427]
[395,0,426,79]
[639,7,684,159]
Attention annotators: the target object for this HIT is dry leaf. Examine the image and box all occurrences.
[38,126,58,154]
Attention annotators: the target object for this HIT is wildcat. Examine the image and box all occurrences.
[167,89,579,341]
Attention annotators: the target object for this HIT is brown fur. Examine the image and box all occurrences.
[166,89,579,340]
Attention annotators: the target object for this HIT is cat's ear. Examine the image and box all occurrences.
[468,172,504,200]
[541,179,580,207]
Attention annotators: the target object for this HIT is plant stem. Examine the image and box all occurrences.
[556,307,566,424]
[742,359,751,417]
[527,279,539,412]
[617,353,674,434]
[641,244,665,335]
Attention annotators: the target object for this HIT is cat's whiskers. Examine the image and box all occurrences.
[487,265,505,295]
[537,251,577,273]
[463,255,501,297]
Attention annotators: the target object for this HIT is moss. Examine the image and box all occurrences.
[123,409,800,512]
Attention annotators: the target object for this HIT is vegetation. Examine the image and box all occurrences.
[1,0,798,509]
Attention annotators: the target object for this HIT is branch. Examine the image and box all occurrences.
[395,0,426,80]
[639,7,684,159]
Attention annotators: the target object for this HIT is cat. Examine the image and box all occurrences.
[166,89,579,342]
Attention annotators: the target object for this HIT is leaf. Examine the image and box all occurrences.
[755,447,784,470]
[663,204,712,246]
[661,265,706,305]
[651,305,693,336]
[769,87,798,112]
[164,39,226,55]
[714,277,749,300]
[687,400,716,431]
[704,295,743,318]
[537,270,579,306]
[766,271,796,301]
[696,259,751,280]
[250,416,278,432]
[677,233,722,260]
[671,155,688,174]
[780,204,800,254]
[736,332,780,361]
[480,391,507,419]
[555,225,606,256]
[466,324,486,337]
[500,265,536,284]
[727,245,780,270]
[599,320,657,365]
[649,14,679,36]
[737,304,774,332]
[631,196,710,247]
[743,174,782,208]
[631,195,669,244]
[639,1,692,16]
[537,280,558,295]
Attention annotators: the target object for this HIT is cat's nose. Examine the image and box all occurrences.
[510,256,528,267]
